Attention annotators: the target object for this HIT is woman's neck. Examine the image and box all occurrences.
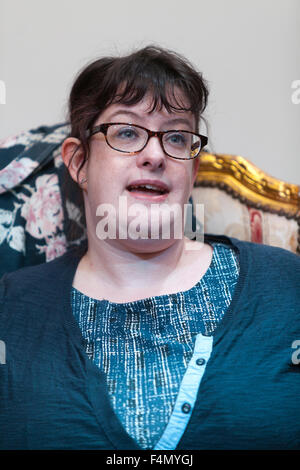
[72,236,213,303]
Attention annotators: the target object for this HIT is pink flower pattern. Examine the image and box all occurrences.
[20,174,64,239]
[36,234,67,262]
[0,158,39,194]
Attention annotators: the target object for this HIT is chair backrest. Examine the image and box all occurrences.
[192,152,300,254]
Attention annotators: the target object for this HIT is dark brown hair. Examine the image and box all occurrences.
[68,45,209,178]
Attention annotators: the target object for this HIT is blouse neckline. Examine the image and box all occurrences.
[70,240,238,308]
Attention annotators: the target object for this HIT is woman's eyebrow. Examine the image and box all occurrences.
[106,111,194,129]
[161,118,194,128]
[106,110,139,120]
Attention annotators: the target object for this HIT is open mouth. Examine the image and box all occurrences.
[126,184,168,196]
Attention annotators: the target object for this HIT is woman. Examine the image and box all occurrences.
[0,46,299,450]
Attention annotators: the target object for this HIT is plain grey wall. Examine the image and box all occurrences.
[0,0,299,183]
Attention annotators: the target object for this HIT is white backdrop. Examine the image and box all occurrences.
[0,0,299,183]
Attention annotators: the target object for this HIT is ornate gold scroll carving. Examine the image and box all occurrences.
[196,153,300,219]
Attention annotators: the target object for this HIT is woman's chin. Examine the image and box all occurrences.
[114,235,182,254]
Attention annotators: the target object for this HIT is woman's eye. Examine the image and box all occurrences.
[166,132,187,146]
[116,128,138,139]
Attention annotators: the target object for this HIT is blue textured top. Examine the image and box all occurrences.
[71,242,239,449]
[1,235,300,450]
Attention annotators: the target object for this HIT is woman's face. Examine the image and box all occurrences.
[77,92,200,250]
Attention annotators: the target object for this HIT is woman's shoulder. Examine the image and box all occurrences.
[205,233,300,261]
[0,243,86,302]
[231,236,300,266]
[205,234,300,285]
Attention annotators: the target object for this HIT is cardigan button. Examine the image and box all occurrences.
[181,402,191,414]
[196,357,206,366]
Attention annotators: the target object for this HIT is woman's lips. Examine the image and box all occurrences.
[126,188,169,202]
[126,180,170,202]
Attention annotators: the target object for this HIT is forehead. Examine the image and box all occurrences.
[95,89,196,128]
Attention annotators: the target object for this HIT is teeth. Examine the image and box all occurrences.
[129,184,166,193]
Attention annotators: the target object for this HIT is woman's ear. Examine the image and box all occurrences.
[61,137,87,187]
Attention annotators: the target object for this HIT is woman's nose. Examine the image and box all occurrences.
[135,135,167,170]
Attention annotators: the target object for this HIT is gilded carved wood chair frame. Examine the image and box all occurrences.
[195,152,300,254]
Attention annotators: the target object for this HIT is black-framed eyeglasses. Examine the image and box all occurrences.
[87,122,208,160]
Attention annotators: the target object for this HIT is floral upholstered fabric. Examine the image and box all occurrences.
[0,124,86,277]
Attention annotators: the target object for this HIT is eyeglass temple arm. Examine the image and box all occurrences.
[191,136,208,151]
[86,124,108,138]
